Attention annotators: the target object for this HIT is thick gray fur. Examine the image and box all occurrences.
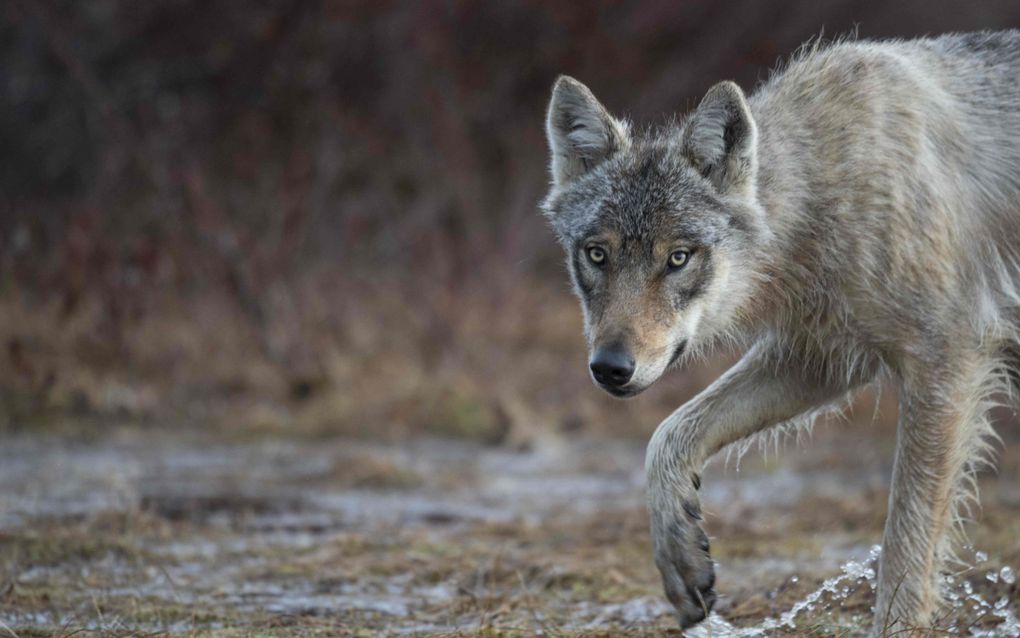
[542,31,1020,635]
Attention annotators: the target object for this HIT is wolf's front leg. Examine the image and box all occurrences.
[873,362,989,636]
[646,341,869,628]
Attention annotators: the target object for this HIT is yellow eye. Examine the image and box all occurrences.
[587,246,606,265]
[668,249,690,269]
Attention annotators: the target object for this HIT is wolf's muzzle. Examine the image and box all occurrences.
[589,343,635,388]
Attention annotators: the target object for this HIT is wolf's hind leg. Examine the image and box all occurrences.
[873,356,1000,636]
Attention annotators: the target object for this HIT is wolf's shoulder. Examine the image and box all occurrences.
[753,30,1020,109]
[785,30,1020,61]
[775,30,1020,79]
[927,29,1020,62]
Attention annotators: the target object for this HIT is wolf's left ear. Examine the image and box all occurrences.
[683,81,758,197]
[546,76,631,188]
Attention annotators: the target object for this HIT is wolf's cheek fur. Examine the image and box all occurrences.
[631,254,720,378]
[581,272,711,392]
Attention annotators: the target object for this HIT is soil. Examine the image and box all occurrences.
[0,424,1018,636]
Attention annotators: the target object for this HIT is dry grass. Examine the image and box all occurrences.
[0,271,733,446]
[2,495,1015,637]
[0,429,1016,637]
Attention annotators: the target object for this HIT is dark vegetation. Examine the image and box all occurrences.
[5,0,1020,438]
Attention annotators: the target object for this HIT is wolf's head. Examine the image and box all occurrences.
[541,76,770,397]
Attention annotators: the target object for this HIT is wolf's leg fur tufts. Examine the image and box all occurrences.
[873,352,1003,635]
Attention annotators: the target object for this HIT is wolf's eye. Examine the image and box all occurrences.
[668,249,690,269]
[587,246,606,266]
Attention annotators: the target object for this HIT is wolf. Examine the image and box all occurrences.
[540,31,1020,635]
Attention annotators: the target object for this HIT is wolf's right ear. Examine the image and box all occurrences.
[683,81,758,198]
[546,76,631,188]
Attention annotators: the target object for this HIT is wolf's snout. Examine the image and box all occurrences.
[589,344,635,387]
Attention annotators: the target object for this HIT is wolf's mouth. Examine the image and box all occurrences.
[600,384,640,398]
[667,340,688,368]
[595,340,688,398]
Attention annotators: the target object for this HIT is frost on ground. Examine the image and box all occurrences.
[0,426,1017,637]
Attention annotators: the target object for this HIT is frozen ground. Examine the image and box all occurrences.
[0,425,1017,636]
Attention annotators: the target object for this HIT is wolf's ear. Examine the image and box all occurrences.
[683,81,758,197]
[546,76,631,187]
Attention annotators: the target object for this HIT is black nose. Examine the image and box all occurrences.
[590,345,635,387]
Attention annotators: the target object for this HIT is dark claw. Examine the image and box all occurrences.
[682,500,702,520]
[679,585,716,628]
[696,526,711,553]
[680,602,707,627]
[701,588,717,613]
[691,472,701,490]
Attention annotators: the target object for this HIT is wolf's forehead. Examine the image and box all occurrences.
[548,144,718,243]
[594,154,714,237]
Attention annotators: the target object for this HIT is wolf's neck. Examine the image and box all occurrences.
[741,104,828,331]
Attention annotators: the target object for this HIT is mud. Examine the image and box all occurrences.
[0,425,1017,636]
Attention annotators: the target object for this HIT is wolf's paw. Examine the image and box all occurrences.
[649,492,716,629]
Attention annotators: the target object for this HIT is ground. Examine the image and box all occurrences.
[0,421,1018,637]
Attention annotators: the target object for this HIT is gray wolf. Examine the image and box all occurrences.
[541,31,1020,635]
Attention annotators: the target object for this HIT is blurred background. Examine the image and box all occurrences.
[4,0,1020,442]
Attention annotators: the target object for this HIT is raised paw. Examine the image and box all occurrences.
[649,496,717,628]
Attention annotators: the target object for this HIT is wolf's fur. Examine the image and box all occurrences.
[541,31,1020,635]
